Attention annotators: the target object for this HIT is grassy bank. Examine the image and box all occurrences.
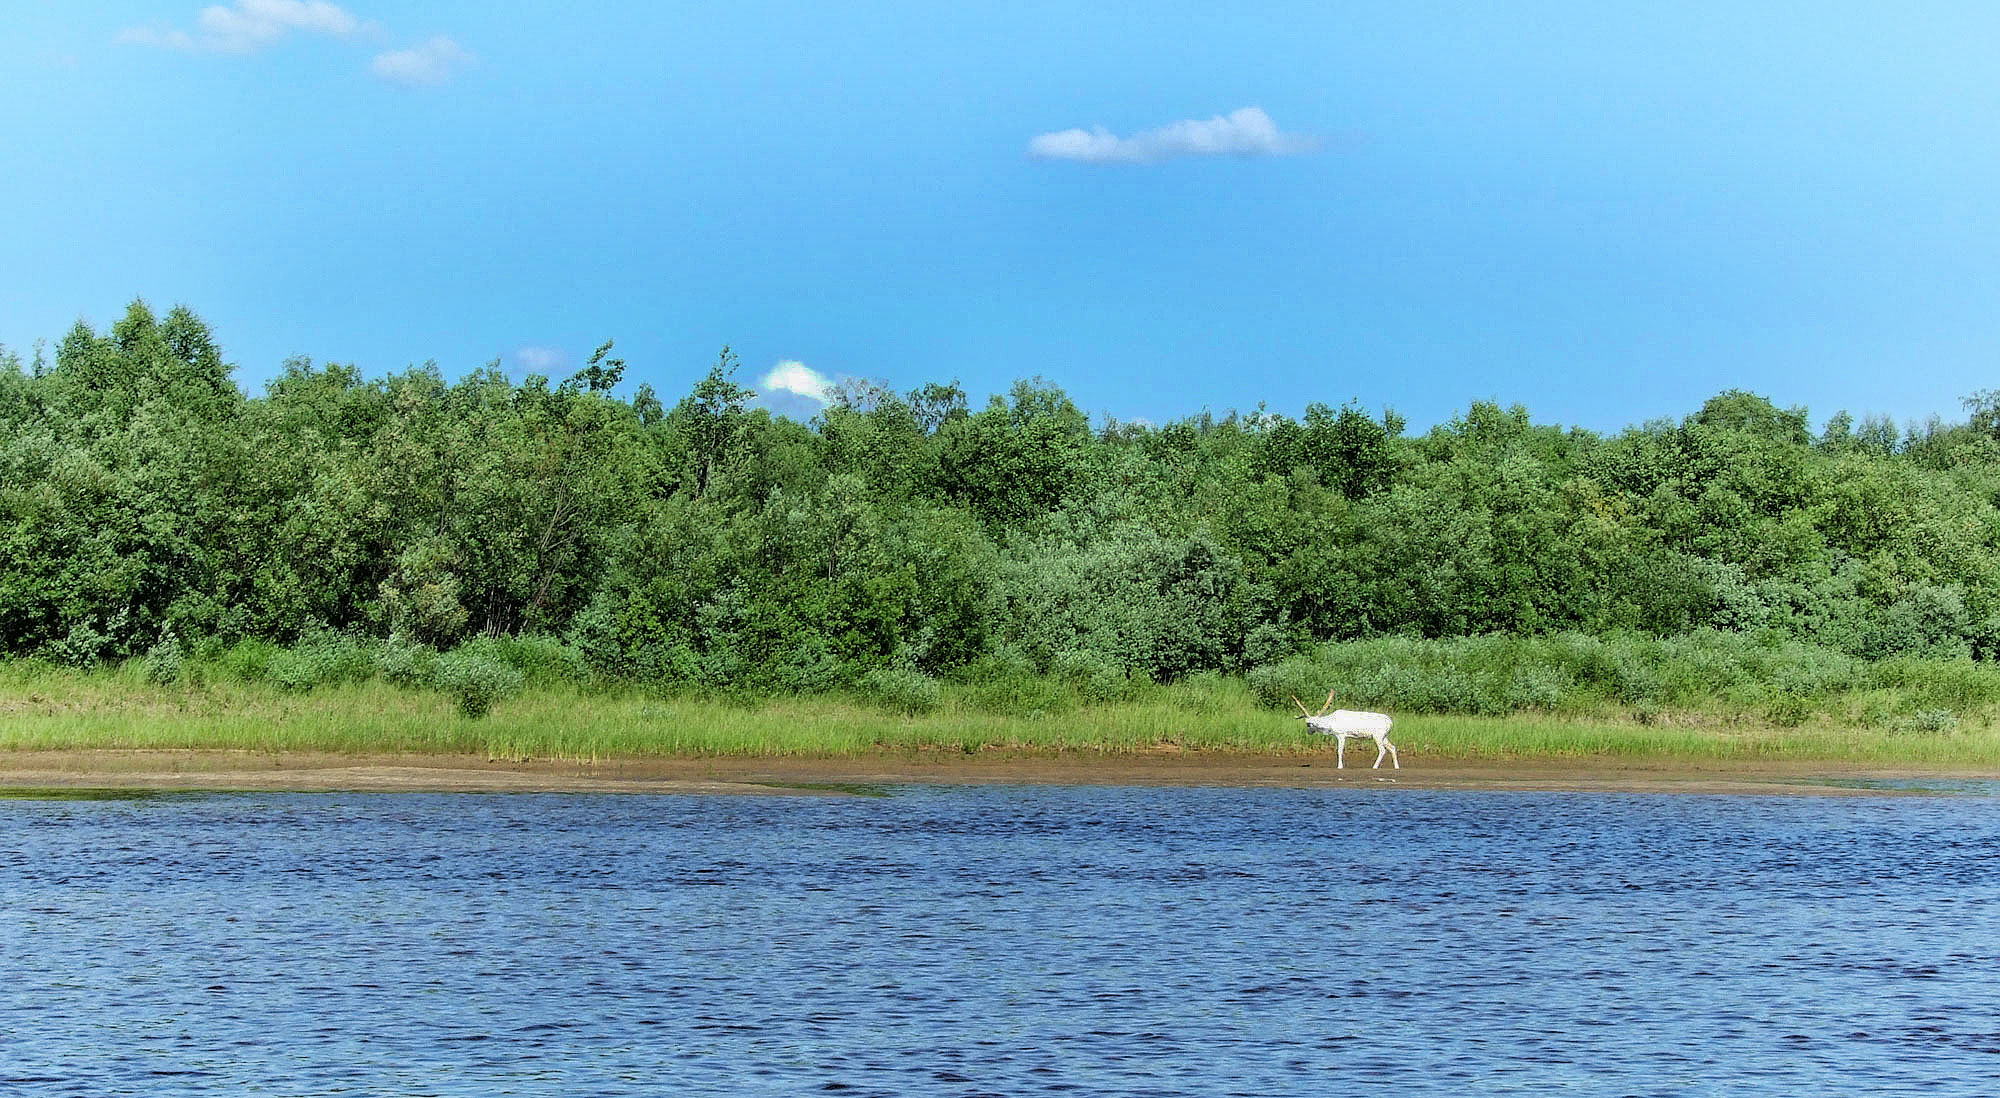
[5,660,2000,767]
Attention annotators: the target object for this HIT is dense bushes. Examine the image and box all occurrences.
[142,631,184,686]
[266,627,377,692]
[176,632,549,718]
[858,667,943,715]
[11,302,2000,705]
[1248,631,1898,717]
[435,651,525,718]
[1236,629,2000,725]
[66,623,2000,729]
[997,526,1259,682]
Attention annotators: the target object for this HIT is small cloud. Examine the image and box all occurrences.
[514,346,566,373]
[116,26,197,50]
[120,0,372,54]
[1028,106,1317,165]
[371,36,472,86]
[761,360,833,404]
[200,0,367,52]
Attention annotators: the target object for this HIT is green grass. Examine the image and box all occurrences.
[3,659,1999,766]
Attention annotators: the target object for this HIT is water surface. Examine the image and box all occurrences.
[4,787,1997,1095]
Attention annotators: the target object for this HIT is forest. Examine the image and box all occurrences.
[5,301,1999,724]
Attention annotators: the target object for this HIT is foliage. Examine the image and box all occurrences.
[266,627,376,693]
[218,639,280,683]
[435,650,525,719]
[9,661,2000,765]
[998,525,1255,682]
[378,637,440,689]
[11,300,2000,712]
[142,630,185,686]
[858,666,944,715]
[463,633,591,688]
[1248,631,1895,717]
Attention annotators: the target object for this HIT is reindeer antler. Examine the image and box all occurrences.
[1289,694,1312,719]
[1319,689,1336,716]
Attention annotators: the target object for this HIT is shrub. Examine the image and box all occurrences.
[463,633,591,688]
[1865,585,1973,660]
[267,648,326,693]
[997,526,1251,682]
[47,619,113,668]
[1549,632,1622,698]
[1868,658,2000,710]
[1159,670,1232,714]
[1765,693,1812,728]
[1650,632,1746,700]
[1767,644,1862,699]
[266,629,376,693]
[1904,709,1960,734]
[858,667,943,715]
[768,635,846,695]
[219,638,280,683]
[1607,649,1663,705]
[1505,664,1571,711]
[1246,657,1329,712]
[378,537,470,646]
[378,639,440,689]
[190,634,230,664]
[143,631,185,686]
[956,654,1073,717]
[436,651,524,719]
[1241,622,1299,669]
[1245,631,1918,718]
[1053,648,1129,703]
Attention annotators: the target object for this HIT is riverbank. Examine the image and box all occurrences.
[6,668,1999,789]
[2,748,1994,797]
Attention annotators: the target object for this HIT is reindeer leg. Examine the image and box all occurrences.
[1386,739,1400,769]
[1372,736,1386,769]
[1336,734,1346,769]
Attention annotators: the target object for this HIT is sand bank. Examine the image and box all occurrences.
[1,748,1992,796]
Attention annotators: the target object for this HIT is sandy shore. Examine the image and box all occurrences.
[0,748,1992,796]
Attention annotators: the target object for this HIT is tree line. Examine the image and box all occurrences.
[5,301,1998,694]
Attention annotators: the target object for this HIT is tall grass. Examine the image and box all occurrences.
[1249,630,2000,728]
[4,654,2000,765]
[5,629,2000,765]
[0,662,1278,758]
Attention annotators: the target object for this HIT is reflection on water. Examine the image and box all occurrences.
[1802,777,2000,797]
[4,786,1998,1096]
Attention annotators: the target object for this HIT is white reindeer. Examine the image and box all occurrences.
[1291,690,1399,769]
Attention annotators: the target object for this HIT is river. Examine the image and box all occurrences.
[4,786,1997,1095]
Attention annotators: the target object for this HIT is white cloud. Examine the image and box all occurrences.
[514,346,566,373]
[120,0,372,54]
[200,0,366,51]
[371,36,473,86]
[116,3,473,88]
[1028,106,1317,165]
[760,360,833,404]
[115,26,198,50]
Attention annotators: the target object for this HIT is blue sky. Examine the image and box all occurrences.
[4,2,1998,432]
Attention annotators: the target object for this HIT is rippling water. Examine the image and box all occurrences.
[4,786,1998,1096]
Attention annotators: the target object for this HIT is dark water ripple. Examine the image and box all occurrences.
[4,788,1999,1095]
